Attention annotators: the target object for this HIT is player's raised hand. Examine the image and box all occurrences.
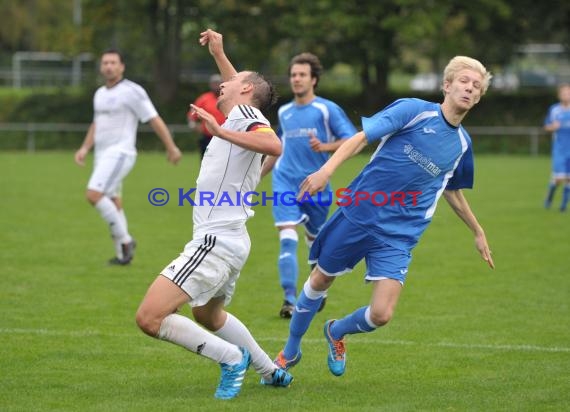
[190,104,222,137]
[199,29,224,57]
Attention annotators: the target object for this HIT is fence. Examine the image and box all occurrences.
[0,122,550,155]
[0,122,196,152]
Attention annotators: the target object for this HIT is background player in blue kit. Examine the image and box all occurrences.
[273,56,495,376]
[261,53,357,318]
[543,83,570,212]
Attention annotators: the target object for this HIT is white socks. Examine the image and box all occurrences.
[158,313,242,365]
[94,197,132,257]
[214,313,275,380]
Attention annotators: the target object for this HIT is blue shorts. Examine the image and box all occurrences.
[552,151,570,178]
[309,209,412,284]
[271,171,331,236]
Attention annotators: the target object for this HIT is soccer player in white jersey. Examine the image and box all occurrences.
[273,56,495,377]
[74,49,181,265]
[261,53,357,318]
[543,83,570,212]
[136,29,293,400]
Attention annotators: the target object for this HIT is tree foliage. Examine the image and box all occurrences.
[0,0,568,103]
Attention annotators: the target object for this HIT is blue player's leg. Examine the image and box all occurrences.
[277,227,299,317]
[275,268,332,368]
[544,180,557,209]
[561,163,570,212]
[302,201,330,312]
[561,182,570,212]
[325,278,402,376]
[304,231,328,312]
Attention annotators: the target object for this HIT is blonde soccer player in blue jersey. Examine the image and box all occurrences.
[274,56,495,377]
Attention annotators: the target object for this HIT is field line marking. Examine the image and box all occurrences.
[2,328,569,353]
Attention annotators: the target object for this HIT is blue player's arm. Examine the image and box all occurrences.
[309,103,357,153]
[443,189,495,269]
[298,131,367,198]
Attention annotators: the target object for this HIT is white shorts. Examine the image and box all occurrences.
[87,152,136,197]
[160,229,251,307]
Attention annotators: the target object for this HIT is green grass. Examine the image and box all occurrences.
[0,152,568,411]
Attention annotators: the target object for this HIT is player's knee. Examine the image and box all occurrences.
[369,307,393,327]
[310,267,333,289]
[135,308,161,337]
[86,190,103,205]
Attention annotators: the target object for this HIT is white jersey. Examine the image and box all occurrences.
[193,104,270,236]
[93,79,158,156]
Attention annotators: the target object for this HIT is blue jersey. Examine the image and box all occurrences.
[544,103,570,155]
[340,98,474,250]
[274,96,357,186]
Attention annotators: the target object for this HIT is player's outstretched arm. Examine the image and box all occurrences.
[443,189,495,269]
[299,131,367,198]
[199,29,237,81]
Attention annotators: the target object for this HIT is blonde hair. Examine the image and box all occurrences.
[443,56,492,95]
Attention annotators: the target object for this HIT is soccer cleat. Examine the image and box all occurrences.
[279,300,294,318]
[260,368,294,387]
[108,256,131,266]
[108,239,137,266]
[323,320,346,376]
[122,239,137,262]
[273,350,302,371]
[214,347,251,400]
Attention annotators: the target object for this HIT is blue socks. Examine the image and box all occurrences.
[278,229,299,303]
[283,283,325,359]
[561,185,570,211]
[329,306,376,340]
[545,183,556,208]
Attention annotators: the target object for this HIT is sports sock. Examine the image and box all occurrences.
[329,306,377,340]
[158,313,242,365]
[545,182,557,207]
[561,184,570,211]
[278,228,298,303]
[95,197,131,244]
[214,313,275,380]
[283,279,326,359]
[117,208,129,234]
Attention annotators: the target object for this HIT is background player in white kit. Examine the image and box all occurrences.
[136,29,293,400]
[74,49,181,265]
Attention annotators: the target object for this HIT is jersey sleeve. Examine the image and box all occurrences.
[446,144,474,190]
[126,84,158,123]
[246,122,274,133]
[361,99,421,144]
[328,103,357,140]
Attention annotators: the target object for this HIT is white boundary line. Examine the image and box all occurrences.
[2,328,569,353]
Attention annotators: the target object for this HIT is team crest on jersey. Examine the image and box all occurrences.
[404,144,442,177]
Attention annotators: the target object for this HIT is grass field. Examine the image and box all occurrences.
[1,151,568,411]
